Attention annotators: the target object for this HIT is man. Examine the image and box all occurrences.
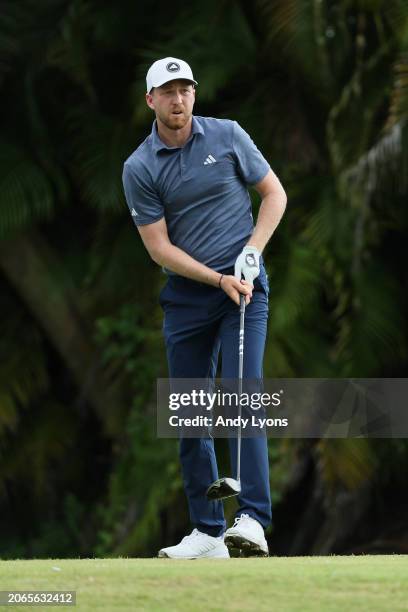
[122,57,287,559]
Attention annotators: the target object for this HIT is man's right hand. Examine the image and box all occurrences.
[219,275,253,305]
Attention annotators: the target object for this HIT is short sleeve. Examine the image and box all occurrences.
[122,161,164,226]
[232,122,270,186]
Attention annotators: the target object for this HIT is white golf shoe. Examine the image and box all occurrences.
[224,514,269,557]
[158,528,230,559]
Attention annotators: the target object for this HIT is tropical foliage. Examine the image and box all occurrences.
[0,0,407,557]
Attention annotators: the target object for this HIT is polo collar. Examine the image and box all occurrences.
[150,116,204,153]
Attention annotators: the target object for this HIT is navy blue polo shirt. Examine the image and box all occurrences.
[122,116,270,271]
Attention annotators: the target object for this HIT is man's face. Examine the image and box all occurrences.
[146,79,195,130]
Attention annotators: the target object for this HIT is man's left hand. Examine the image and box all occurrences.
[234,246,260,285]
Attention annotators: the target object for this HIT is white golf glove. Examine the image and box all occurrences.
[234,246,260,285]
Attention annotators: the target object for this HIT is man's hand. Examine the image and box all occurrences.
[234,246,260,285]
[220,275,252,305]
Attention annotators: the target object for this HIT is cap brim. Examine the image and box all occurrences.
[149,77,198,92]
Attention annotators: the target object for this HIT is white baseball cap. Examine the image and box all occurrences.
[146,57,198,93]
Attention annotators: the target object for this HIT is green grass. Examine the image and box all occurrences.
[0,556,407,611]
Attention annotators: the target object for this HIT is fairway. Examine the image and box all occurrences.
[0,556,407,611]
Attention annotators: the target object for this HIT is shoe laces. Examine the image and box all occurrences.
[232,513,251,528]
[182,528,206,542]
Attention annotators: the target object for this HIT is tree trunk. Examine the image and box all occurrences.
[0,229,126,435]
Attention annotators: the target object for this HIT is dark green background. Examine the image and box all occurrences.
[0,0,407,557]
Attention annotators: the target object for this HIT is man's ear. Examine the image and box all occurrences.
[146,93,155,110]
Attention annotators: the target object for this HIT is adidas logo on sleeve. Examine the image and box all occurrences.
[131,208,138,216]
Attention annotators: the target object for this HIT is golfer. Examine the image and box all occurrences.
[122,57,287,558]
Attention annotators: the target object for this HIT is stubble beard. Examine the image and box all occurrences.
[159,109,192,131]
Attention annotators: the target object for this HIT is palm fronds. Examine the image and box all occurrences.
[0,142,56,238]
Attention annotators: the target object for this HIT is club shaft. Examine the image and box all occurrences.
[237,294,245,482]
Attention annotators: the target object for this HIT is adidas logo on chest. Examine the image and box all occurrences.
[203,154,217,165]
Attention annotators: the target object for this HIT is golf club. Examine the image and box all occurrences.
[206,292,246,501]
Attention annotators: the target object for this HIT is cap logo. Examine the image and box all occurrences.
[166,62,180,73]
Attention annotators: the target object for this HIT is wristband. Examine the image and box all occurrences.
[218,274,224,288]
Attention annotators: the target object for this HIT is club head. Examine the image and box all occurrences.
[206,477,241,501]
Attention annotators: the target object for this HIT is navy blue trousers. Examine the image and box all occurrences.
[159,265,272,537]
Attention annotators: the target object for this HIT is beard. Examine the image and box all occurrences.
[157,108,192,131]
